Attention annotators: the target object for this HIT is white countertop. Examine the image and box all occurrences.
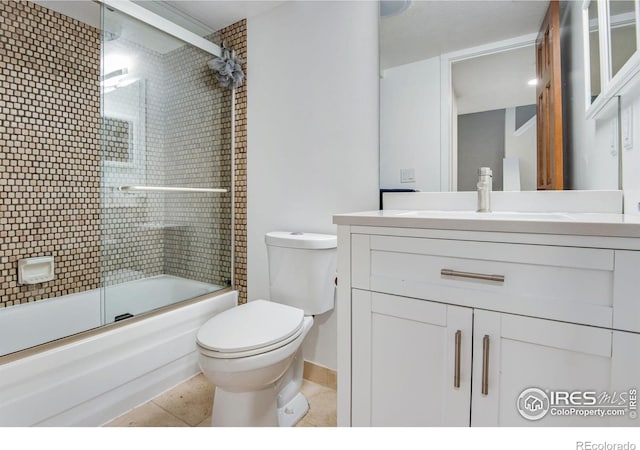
[333,210,640,238]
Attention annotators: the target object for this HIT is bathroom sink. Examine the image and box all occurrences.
[394,210,576,221]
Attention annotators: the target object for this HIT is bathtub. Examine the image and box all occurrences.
[0,275,222,357]
[104,275,222,322]
[0,277,236,426]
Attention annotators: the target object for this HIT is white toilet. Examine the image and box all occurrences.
[196,231,337,427]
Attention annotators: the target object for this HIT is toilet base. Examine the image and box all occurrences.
[199,316,315,427]
[277,391,309,427]
[211,385,278,427]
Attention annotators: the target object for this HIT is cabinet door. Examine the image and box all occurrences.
[472,310,640,426]
[351,290,473,426]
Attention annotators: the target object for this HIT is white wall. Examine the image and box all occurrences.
[451,94,458,191]
[504,107,536,191]
[561,1,619,190]
[247,1,379,370]
[380,57,442,191]
[561,1,640,212]
[621,92,640,215]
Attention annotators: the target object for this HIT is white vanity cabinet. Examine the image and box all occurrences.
[471,310,640,427]
[351,291,640,427]
[351,290,473,426]
[336,222,640,427]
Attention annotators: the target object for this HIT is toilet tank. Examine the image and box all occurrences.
[265,232,337,315]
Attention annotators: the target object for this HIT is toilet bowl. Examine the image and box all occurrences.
[196,231,337,427]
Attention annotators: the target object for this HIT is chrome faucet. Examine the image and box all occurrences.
[477,167,492,213]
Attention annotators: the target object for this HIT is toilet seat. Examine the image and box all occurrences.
[197,299,304,359]
[198,326,304,359]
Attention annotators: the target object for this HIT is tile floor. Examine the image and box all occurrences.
[105,373,337,427]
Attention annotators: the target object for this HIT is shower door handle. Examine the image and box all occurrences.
[118,185,228,193]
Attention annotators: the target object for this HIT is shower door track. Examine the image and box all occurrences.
[101,0,222,58]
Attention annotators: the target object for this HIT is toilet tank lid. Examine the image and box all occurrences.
[265,231,337,249]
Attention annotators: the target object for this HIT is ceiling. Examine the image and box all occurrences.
[32,1,285,41]
[453,44,536,115]
[37,0,543,115]
[380,0,549,70]
[33,1,285,55]
[165,1,285,32]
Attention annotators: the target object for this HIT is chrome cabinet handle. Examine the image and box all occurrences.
[454,330,462,388]
[482,335,490,396]
[441,269,505,283]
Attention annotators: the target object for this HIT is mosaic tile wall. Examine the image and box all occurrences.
[218,20,248,304]
[162,42,233,288]
[0,1,100,308]
[100,117,130,163]
[101,39,167,288]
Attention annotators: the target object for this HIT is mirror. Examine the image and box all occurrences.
[453,45,537,191]
[586,0,601,104]
[609,0,637,79]
[380,0,623,192]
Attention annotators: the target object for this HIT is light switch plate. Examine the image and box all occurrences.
[400,168,415,183]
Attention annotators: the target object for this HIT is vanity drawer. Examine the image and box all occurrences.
[351,234,615,327]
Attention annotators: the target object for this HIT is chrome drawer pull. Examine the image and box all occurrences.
[441,269,505,283]
[482,335,490,396]
[454,330,462,388]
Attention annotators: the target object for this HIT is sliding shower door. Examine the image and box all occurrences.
[100,5,233,324]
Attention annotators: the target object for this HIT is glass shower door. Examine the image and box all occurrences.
[100,5,233,324]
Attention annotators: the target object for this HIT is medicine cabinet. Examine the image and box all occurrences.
[585,0,640,118]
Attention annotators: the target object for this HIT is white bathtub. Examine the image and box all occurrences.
[0,278,236,426]
[0,275,222,357]
[104,275,222,321]
[0,289,101,357]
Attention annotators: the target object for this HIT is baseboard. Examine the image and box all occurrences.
[303,360,337,390]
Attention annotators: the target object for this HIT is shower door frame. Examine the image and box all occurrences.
[101,0,222,57]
